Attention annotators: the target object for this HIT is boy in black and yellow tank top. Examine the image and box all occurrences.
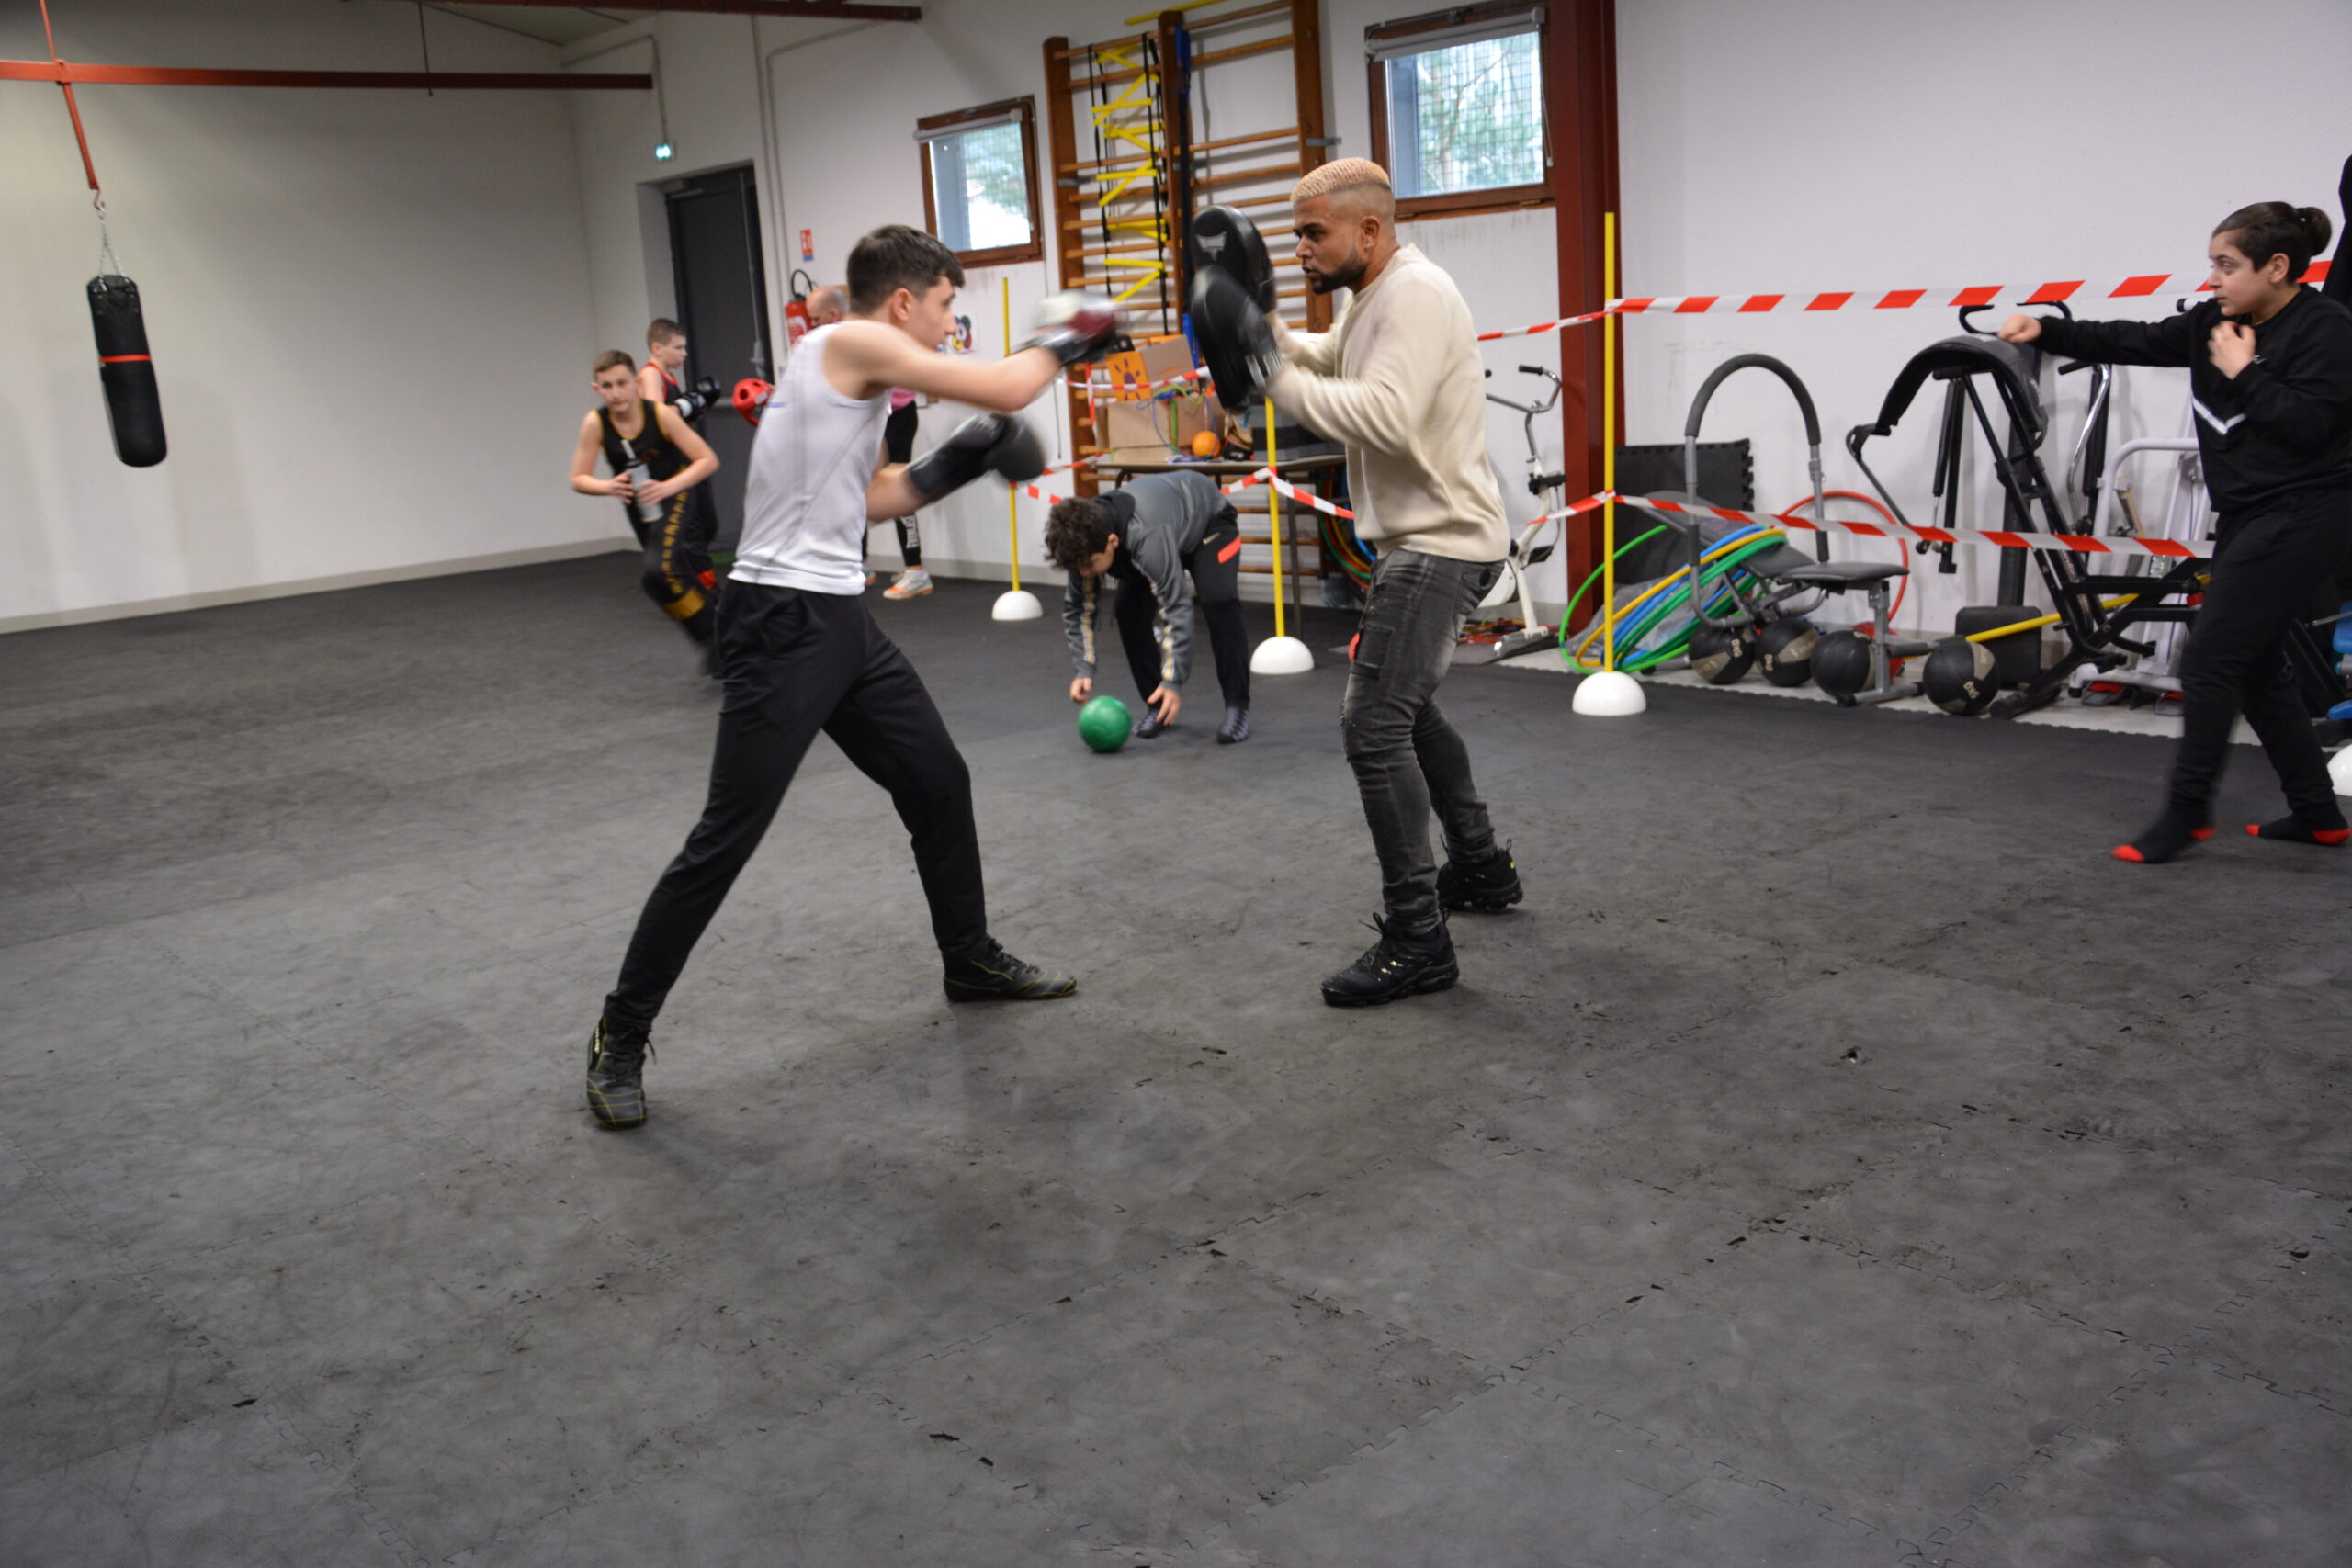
[570,349,721,666]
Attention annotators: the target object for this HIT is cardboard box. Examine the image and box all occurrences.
[1171,389,1227,451]
[1098,333,1196,402]
[1093,387,1227,461]
[1099,399,1174,454]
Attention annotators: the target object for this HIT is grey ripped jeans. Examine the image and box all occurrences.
[1340,547,1505,930]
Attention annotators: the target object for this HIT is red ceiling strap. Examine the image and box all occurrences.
[38,0,101,199]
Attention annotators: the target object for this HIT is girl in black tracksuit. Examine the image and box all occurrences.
[2005,199,2352,863]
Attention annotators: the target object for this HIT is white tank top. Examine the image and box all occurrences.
[731,322,887,594]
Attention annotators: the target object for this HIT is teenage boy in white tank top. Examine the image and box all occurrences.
[581,225,1120,1131]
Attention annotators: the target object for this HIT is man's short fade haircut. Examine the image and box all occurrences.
[1045,496,1119,574]
[593,348,636,376]
[848,225,966,313]
[646,318,684,346]
[1293,157,1393,211]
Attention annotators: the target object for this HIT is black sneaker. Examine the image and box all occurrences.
[1438,841,1522,913]
[1217,705,1251,744]
[585,1017,652,1130]
[1319,917,1458,1008]
[1134,708,1171,739]
[943,939,1078,1002]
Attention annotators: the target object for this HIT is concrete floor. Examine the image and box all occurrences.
[3,558,2347,1568]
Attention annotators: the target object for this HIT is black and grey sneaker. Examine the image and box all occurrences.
[1217,705,1251,744]
[1133,707,1171,739]
[943,938,1079,1002]
[1319,917,1458,1008]
[1438,841,1522,913]
[585,1017,652,1130]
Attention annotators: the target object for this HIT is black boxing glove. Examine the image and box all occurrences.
[1189,267,1283,411]
[906,413,1046,501]
[673,375,724,422]
[1021,291,1122,367]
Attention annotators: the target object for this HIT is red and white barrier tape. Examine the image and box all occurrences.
[1609,492,2207,560]
[1014,471,2204,562]
[1250,468,1354,520]
[1476,306,1621,343]
[1473,260,2333,341]
[1613,261,2330,320]
[1069,364,1211,398]
[1015,465,1349,515]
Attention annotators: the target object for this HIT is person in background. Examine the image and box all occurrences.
[2002,200,2352,863]
[570,349,722,670]
[1045,470,1252,743]
[638,318,723,592]
[880,388,933,599]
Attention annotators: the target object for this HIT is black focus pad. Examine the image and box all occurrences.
[1190,204,1275,313]
[88,276,166,468]
[1188,268,1282,412]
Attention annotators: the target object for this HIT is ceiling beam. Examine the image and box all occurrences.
[430,0,923,20]
[0,60,650,89]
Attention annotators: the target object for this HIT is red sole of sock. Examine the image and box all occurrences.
[2111,845,2146,863]
[2246,824,2350,845]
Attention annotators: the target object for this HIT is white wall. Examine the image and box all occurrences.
[1618,0,2352,635]
[1,0,603,628]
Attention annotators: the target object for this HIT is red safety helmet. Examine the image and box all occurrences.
[732,378,773,424]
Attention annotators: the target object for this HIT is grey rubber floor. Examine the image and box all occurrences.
[3,558,2346,1567]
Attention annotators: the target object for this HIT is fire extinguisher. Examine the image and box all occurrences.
[785,268,814,351]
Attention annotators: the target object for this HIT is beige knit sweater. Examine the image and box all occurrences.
[1266,244,1508,562]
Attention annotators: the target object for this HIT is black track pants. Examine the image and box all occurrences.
[634,487,717,644]
[1108,513,1252,707]
[885,401,922,568]
[2167,488,2352,818]
[603,582,989,1030]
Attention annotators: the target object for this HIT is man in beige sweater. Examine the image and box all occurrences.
[1238,158,1522,1006]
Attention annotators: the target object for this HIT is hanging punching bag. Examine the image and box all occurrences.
[88,275,165,467]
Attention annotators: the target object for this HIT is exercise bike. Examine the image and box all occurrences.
[1456,365,1568,665]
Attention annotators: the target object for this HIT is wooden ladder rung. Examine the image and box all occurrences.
[1182,0,1293,34]
[1193,162,1303,195]
[1051,32,1147,62]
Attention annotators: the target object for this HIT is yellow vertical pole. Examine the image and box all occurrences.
[1601,211,1618,671]
[1264,397,1286,639]
[1002,276,1021,593]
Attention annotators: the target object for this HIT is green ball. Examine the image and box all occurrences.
[1077,694,1131,752]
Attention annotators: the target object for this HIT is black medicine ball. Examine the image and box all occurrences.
[1689,622,1754,684]
[1755,617,1817,686]
[1811,628,1873,699]
[1923,636,1998,715]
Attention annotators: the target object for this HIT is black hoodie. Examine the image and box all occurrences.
[2034,285,2352,520]
[2329,153,2349,308]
